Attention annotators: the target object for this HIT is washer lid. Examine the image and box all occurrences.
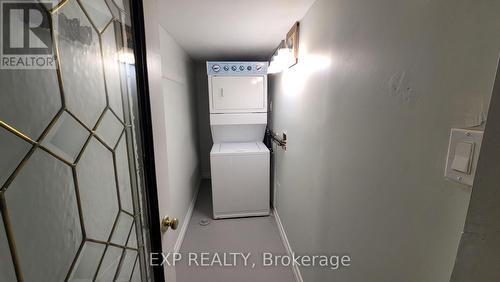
[211,142,269,156]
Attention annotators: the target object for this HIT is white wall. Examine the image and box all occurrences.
[142,0,174,279]
[270,0,500,281]
[143,1,200,278]
[159,27,200,252]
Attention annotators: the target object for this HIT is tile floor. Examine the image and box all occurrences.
[175,180,295,282]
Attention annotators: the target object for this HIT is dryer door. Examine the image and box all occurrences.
[210,76,266,113]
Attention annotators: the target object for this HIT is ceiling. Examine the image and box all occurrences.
[158,0,316,60]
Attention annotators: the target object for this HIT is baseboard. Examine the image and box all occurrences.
[273,208,304,282]
[173,178,201,253]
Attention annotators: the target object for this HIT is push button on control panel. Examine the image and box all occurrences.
[206,62,268,75]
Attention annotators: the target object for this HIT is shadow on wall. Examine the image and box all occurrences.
[450,58,500,282]
[194,61,213,179]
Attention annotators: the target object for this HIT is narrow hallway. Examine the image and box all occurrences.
[176,180,295,282]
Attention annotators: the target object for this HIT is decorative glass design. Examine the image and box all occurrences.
[0,213,17,282]
[0,69,61,140]
[102,21,125,121]
[95,109,124,148]
[55,0,107,129]
[41,111,90,163]
[115,134,134,213]
[105,0,121,19]
[110,212,134,245]
[130,262,141,282]
[0,0,148,280]
[113,0,124,10]
[127,223,138,249]
[79,0,113,32]
[5,149,82,282]
[68,241,106,281]
[95,245,123,281]
[116,249,137,281]
[76,137,119,241]
[0,127,31,188]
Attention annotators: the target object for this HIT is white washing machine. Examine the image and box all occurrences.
[210,142,269,219]
[207,61,270,219]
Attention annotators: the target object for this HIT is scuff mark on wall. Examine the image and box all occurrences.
[388,70,418,108]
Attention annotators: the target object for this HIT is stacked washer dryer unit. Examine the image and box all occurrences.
[207,61,270,219]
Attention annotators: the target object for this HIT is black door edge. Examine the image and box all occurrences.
[129,0,165,281]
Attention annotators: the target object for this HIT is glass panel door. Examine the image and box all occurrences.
[0,0,153,280]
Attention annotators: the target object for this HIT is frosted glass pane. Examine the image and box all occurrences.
[41,0,65,11]
[102,22,124,121]
[115,135,133,213]
[96,245,123,281]
[96,110,123,148]
[0,69,61,140]
[127,224,138,249]
[104,0,120,18]
[0,213,17,282]
[56,0,107,129]
[69,241,106,282]
[41,111,90,163]
[113,0,124,10]
[76,137,119,241]
[116,249,137,281]
[5,149,82,282]
[79,0,113,32]
[130,263,141,282]
[0,127,31,187]
[110,212,133,246]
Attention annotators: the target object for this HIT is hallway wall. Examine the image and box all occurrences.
[159,27,200,252]
[450,59,500,282]
[193,62,212,179]
[269,0,500,281]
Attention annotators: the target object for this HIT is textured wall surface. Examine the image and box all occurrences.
[269,0,500,281]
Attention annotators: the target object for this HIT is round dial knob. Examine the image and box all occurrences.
[223,65,229,71]
[231,66,237,71]
[212,64,220,72]
[239,65,245,71]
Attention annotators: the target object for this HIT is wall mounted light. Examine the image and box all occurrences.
[268,22,299,74]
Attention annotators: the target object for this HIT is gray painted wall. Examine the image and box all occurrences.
[450,60,500,282]
[269,0,500,281]
[193,62,212,179]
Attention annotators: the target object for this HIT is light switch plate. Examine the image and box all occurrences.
[450,142,474,174]
[445,128,483,186]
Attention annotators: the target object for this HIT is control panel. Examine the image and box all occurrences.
[207,62,268,76]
